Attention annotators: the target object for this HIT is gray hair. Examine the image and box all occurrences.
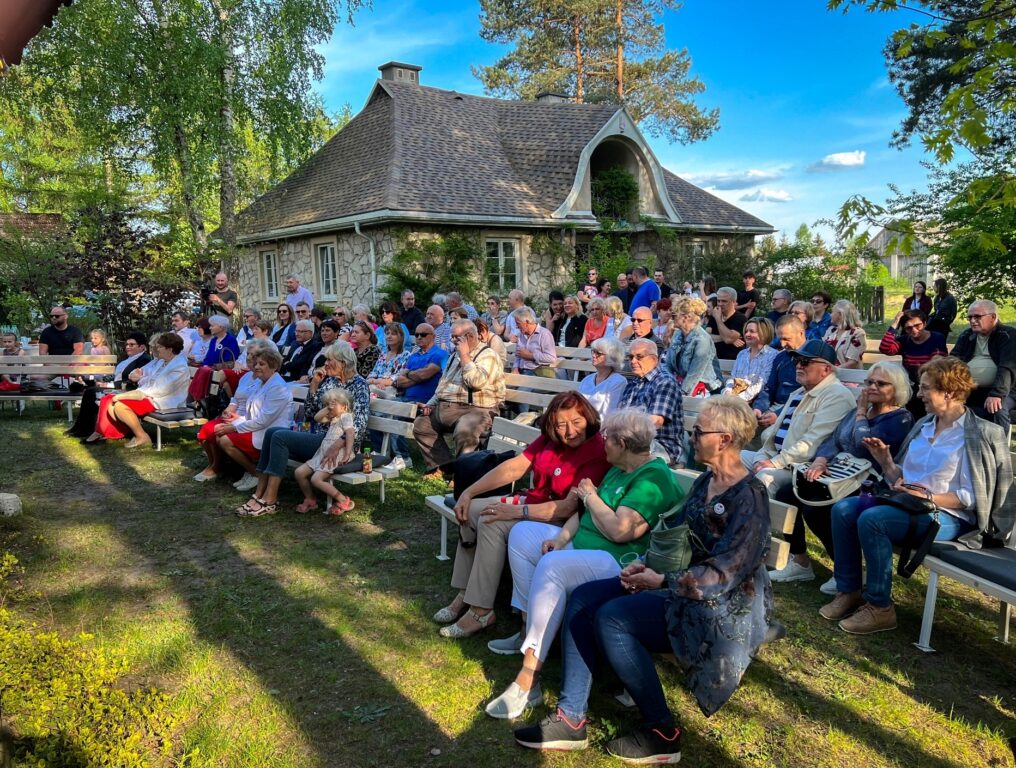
[629,338,659,359]
[446,291,463,305]
[590,336,625,371]
[773,288,793,302]
[244,339,275,361]
[324,340,357,372]
[257,344,284,370]
[512,306,537,325]
[451,318,476,338]
[287,273,301,282]
[402,289,415,299]
[869,361,913,407]
[602,407,656,454]
[970,299,998,315]
[243,308,262,319]
[717,286,738,301]
[295,319,315,331]
[432,293,447,307]
[352,303,371,318]
[632,266,649,279]
[208,314,231,331]
[508,289,525,303]
[698,396,757,450]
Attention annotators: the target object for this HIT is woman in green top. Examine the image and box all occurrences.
[484,408,684,719]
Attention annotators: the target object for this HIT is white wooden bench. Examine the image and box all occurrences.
[502,372,579,414]
[425,417,540,560]
[142,368,223,451]
[0,355,117,422]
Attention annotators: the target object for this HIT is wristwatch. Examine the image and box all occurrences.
[522,505,529,520]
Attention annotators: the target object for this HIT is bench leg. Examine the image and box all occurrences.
[155,426,162,452]
[379,478,385,504]
[437,516,450,561]
[66,400,74,423]
[996,602,1012,645]
[914,570,939,653]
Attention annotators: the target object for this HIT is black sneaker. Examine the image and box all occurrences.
[605,724,682,764]
[514,709,588,751]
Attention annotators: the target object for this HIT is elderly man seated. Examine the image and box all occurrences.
[413,318,506,481]
[740,339,856,580]
[950,299,1016,433]
[618,338,685,467]
[280,319,323,383]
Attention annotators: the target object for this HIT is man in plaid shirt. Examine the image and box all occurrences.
[620,338,685,466]
[414,318,505,479]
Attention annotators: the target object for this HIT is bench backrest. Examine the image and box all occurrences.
[0,354,117,376]
[366,398,418,440]
[673,468,795,570]
[502,373,579,393]
[488,416,541,455]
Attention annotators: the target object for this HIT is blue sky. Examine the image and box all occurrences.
[315,0,933,240]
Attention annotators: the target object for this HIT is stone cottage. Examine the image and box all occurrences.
[233,62,774,312]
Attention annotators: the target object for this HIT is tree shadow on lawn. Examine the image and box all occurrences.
[17,429,519,767]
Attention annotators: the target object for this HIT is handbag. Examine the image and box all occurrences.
[791,452,872,507]
[874,491,940,578]
[643,501,693,574]
[453,448,518,550]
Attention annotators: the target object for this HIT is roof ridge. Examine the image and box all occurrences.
[378,83,402,210]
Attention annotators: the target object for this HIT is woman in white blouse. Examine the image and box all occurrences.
[823,356,1013,635]
[577,337,628,422]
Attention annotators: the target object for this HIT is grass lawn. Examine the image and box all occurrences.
[1,407,1014,767]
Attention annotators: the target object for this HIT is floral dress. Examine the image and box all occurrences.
[368,349,410,382]
[304,375,370,450]
[662,472,773,716]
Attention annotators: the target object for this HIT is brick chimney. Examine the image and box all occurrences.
[378,62,422,84]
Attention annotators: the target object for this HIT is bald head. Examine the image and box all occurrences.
[632,307,654,338]
[414,322,435,350]
[425,305,445,326]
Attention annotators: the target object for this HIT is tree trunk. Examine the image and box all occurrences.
[174,123,207,253]
[573,16,584,103]
[615,0,624,100]
[215,3,238,262]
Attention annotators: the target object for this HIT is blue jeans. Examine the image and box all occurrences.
[831,498,974,607]
[557,578,627,721]
[369,396,411,460]
[256,427,323,478]
[593,583,676,729]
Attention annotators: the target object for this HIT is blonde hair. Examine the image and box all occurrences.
[699,396,757,449]
[672,296,707,317]
[604,296,626,323]
[89,328,108,346]
[746,317,775,346]
[832,300,862,330]
[321,388,353,410]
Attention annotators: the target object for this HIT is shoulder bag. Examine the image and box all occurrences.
[791,452,872,507]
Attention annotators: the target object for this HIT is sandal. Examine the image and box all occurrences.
[236,496,264,515]
[325,496,355,516]
[439,609,496,638]
[295,498,319,514]
[239,501,278,518]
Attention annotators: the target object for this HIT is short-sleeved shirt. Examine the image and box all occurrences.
[572,458,684,563]
[205,288,238,317]
[39,324,84,355]
[403,346,449,402]
[737,288,760,317]
[707,311,748,360]
[629,280,661,313]
[521,432,611,505]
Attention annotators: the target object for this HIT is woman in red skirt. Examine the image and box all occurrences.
[83,332,190,448]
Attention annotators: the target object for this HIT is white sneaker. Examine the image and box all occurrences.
[484,682,543,719]
[487,631,523,655]
[233,473,258,492]
[389,456,407,471]
[768,560,815,583]
[819,576,838,595]
[194,471,217,482]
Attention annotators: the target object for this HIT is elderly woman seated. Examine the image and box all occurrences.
[82,332,190,448]
[193,340,290,487]
[237,341,371,518]
[663,296,722,396]
[512,397,772,762]
[484,407,683,719]
[435,392,610,639]
[823,356,1014,635]
[577,337,627,422]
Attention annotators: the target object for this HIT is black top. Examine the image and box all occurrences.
[707,311,748,360]
[401,306,426,334]
[737,288,761,318]
[658,282,673,299]
[39,324,85,355]
[553,314,587,347]
[205,288,238,317]
[281,338,324,382]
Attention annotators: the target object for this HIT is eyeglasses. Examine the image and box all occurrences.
[591,350,605,358]
[691,426,727,440]
[415,332,432,338]
[864,379,892,388]
[627,353,653,361]
[903,323,924,332]
[967,313,992,321]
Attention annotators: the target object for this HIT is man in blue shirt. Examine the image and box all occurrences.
[628,266,661,313]
[752,315,807,427]
[386,323,449,470]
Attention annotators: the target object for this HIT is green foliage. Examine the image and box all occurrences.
[0,225,75,331]
[379,233,485,308]
[591,166,639,222]
[756,224,861,303]
[475,0,718,144]
[0,606,176,766]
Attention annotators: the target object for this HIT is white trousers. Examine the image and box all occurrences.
[741,448,793,498]
[507,521,621,662]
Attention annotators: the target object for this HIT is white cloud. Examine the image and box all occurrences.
[739,188,793,203]
[808,150,866,172]
[686,168,782,190]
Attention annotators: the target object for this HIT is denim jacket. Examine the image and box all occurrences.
[664,325,722,395]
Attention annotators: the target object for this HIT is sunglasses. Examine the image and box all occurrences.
[810,299,825,305]
[793,357,824,367]
[415,332,432,338]
[50,315,65,319]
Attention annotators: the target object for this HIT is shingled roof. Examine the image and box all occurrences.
[235,80,772,240]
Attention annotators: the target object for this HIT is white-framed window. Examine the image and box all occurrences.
[485,239,520,293]
[260,248,279,301]
[315,241,338,301]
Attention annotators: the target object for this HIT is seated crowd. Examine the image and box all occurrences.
[33,267,1014,765]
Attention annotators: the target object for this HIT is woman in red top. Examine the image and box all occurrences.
[434,391,611,639]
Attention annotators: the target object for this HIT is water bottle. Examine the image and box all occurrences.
[856,480,877,512]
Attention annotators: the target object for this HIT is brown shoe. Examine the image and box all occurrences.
[819,591,863,621]
[838,602,897,635]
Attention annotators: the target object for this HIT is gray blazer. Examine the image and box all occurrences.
[895,408,1014,549]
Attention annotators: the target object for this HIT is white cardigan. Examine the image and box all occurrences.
[137,353,191,410]
[231,372,293,448]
